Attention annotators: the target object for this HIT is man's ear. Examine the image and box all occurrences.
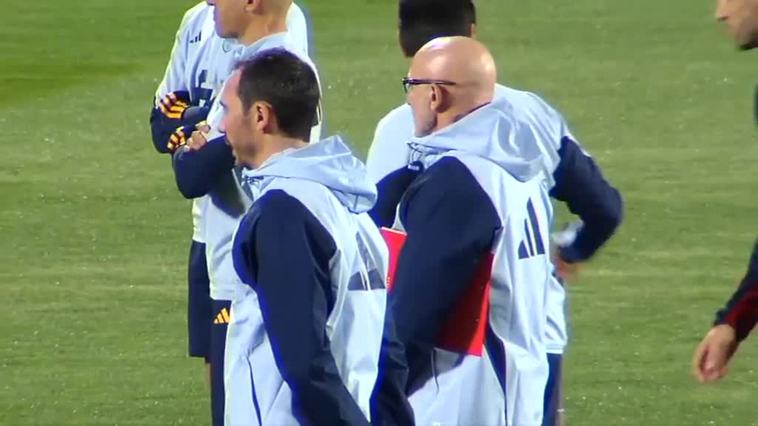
[430,85,450,113]
[252,101,275,133]
[244,0,260,13]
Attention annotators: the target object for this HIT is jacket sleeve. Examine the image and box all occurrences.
[368,167,420,228]
[149,102,210,154]
[149,7,193,154]
[550,136,623,262]
[370,310,415,426]
[714,238,758,342]
[172,136,235,199]
[238,190,371,425]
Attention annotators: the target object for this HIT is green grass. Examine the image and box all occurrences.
[0,0,756,424]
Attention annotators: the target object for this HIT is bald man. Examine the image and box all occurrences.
[367,5,623,424]
[385,37,553,425]
[405,38,496,136]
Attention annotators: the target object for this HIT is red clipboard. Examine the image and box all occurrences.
[380,227,492,356]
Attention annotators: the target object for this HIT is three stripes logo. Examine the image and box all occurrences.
[213,307,231,325]
[518,199,546,259]
[189,32,202,44]
[348,233,385,291]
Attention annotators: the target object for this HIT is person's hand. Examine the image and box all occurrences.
[167,122,211,153]
[157,91,191,120]
[692,324,738,383]
[167,125,192,153]
[552,221,584,282]
[554,253,582,282]
[187,121,211,151]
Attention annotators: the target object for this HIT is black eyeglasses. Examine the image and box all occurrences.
[402,77,457,93]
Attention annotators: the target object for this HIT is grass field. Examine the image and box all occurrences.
[1,0,756,424]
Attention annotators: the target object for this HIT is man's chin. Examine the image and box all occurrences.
[214,24,234,40]
[737,31,758,50]
[216,31,233,39]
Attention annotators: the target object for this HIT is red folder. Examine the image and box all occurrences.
[380,227,492,357]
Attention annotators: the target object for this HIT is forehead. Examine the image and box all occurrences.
[222,70,242,102]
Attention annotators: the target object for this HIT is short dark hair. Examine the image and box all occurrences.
[399,0,476,57]
[235,48,320,141]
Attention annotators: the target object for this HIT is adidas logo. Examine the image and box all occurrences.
[518,199,546,259]
[189,33,202,44]
[213,307,231,324]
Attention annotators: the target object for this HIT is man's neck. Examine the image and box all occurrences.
[238,16,288,47]
[433,101,492,134]
[247,136,307,169]
[433,109,473,134]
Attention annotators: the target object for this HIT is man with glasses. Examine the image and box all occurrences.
[381,35,554,425]
[367,1,623,425]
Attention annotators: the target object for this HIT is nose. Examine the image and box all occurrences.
[714,0,728,21]
[218,117,227,135]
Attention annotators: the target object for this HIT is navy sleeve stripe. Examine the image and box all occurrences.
[550,136,623,262]
[370,308,415,426]
[369,167,420,228]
